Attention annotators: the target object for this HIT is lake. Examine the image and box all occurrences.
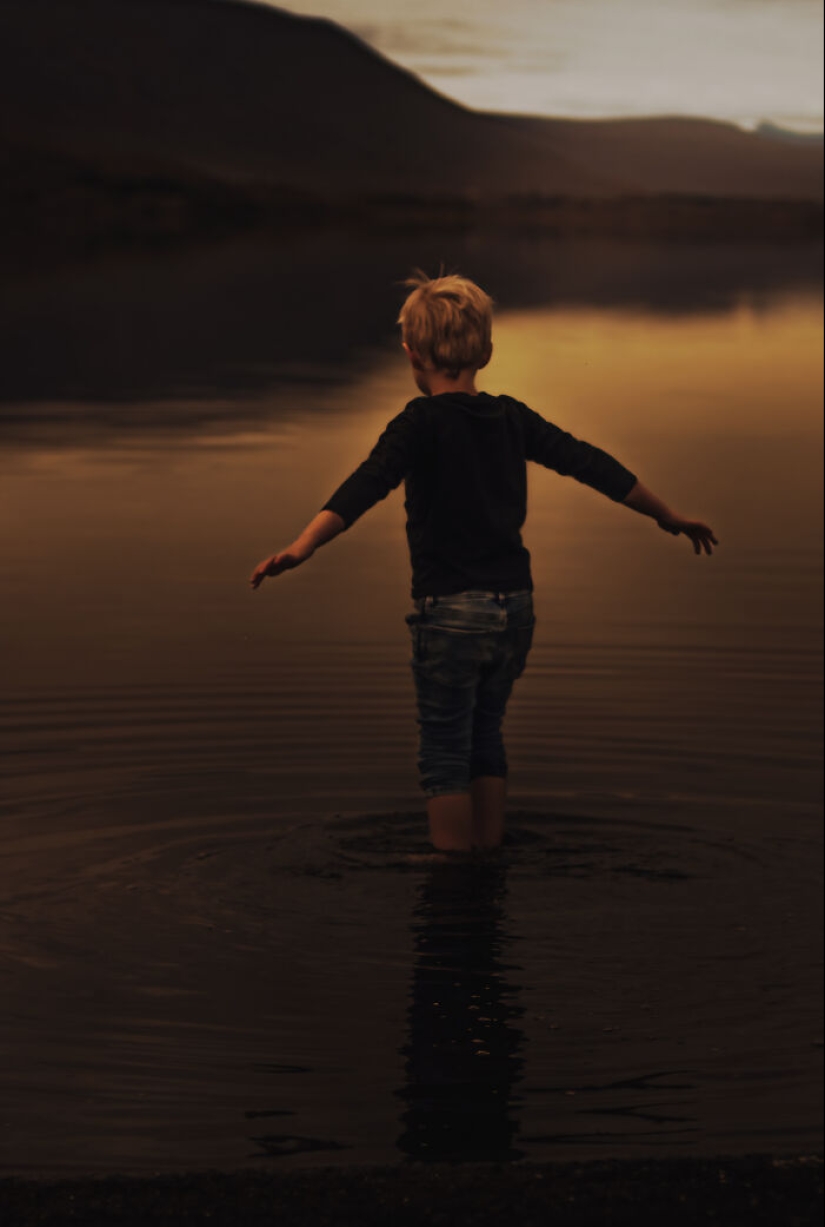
[0,231,822,1175]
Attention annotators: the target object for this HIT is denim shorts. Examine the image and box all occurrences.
[405,589,535,799]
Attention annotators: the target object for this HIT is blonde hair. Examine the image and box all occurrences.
[397,268,494,377]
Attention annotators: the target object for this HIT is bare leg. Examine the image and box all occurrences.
[426,792,474,852]
[470,775,507,849]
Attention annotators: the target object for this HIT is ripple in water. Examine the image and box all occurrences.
[1,800,820,1175]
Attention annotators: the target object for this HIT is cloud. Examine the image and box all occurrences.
[348,19,504,63]
[272,0,822,130]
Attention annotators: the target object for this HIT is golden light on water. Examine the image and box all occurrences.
[1,294,821,687]
[488,299,824,439]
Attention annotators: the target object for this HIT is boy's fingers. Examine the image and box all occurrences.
[250,557,279,586]
[250,551,306,588]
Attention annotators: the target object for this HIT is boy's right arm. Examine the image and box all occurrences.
[249,510,345,588]
[249,403,426,589]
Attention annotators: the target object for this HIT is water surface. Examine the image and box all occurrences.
[0,234,822,1174]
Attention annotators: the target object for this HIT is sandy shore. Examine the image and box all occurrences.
[1,1156,822,1226]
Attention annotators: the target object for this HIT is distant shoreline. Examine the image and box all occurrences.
[3,146,822,256]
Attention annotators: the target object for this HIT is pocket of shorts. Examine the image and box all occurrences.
[506,593,535,630]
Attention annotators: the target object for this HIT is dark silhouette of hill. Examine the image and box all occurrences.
[0,0,821,242]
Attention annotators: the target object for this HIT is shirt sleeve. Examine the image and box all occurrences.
[320,401,428,528]
[519,403,637,502]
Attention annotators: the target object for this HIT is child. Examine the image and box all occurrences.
[250,271,717,854]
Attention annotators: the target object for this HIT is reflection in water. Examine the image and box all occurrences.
[396,856,526,1162]
[393,842,704,1162]
[2,292,820,699]
[1,234,821,434]
[1,799,818,1174]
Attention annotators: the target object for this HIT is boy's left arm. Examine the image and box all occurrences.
[622,480,718,556]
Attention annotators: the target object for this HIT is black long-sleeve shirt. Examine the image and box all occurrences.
[321,391,637,599]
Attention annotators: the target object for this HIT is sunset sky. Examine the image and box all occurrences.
[249,0,824,133]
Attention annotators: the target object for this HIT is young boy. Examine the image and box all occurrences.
[250,271,717,854]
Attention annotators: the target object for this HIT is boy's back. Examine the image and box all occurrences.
[321,389,638,599]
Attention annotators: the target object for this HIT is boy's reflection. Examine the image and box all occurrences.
[395,854,527,1162]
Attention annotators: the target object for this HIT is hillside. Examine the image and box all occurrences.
[0,0,821,243]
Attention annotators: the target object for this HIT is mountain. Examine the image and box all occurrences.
[0,0,618,198]
[756,123,824,148]
[0,0,821,242]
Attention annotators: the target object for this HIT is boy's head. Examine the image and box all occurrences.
[397,269,494,394]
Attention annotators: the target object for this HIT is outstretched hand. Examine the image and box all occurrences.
[249,511,346,589]
[249,542,315,589]
[657,515,718,556]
